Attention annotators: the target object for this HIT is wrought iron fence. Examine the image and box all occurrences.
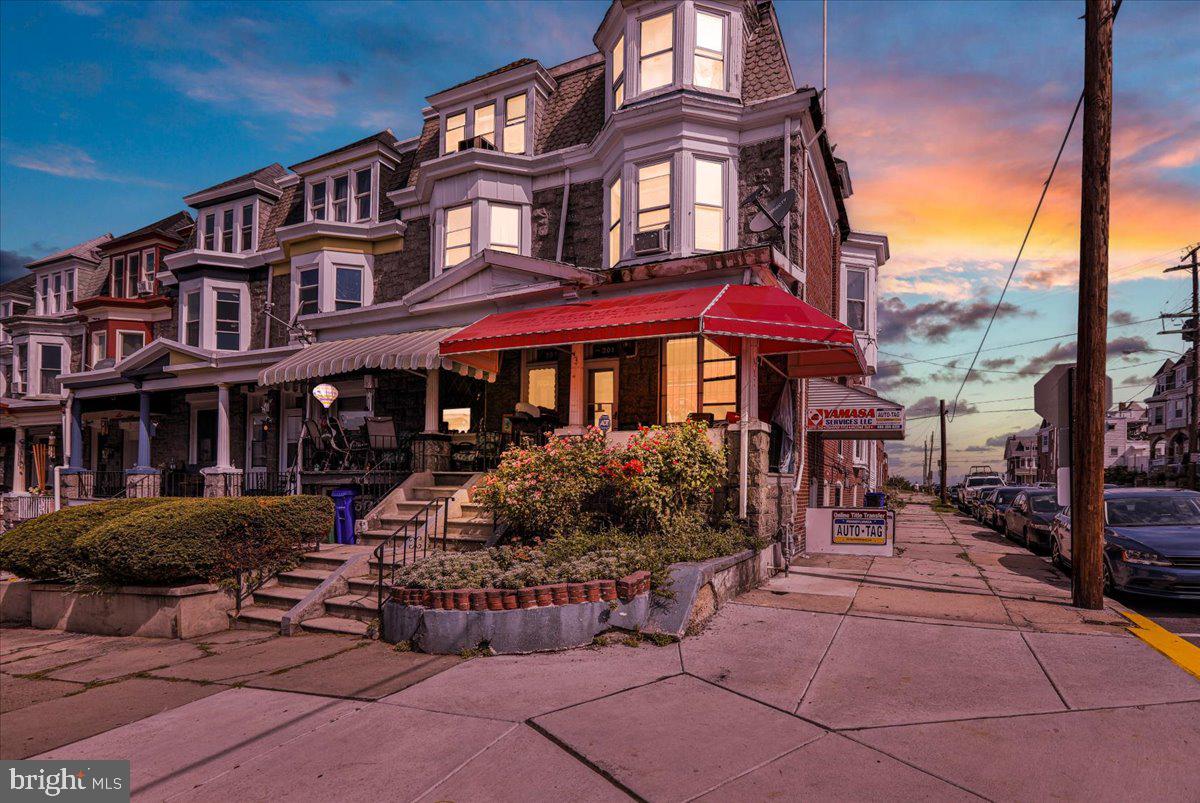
[373,496,451,612]
[161,471,206,498]
[242,471,294,496]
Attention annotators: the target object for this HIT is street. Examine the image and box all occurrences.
[1122,597,1200,648]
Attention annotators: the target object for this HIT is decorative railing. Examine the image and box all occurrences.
[373,496,452,612]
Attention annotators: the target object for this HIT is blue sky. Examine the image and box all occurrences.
[2,0,1198,479]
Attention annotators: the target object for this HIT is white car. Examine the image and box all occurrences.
[959,474,1005,512]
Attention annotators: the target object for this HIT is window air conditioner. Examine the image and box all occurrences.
[633,226,670,256]
[137,280,155,296]
[458,136,497,152]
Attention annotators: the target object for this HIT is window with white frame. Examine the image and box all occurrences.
[184,291,201,347]
[503,94,527,154]
[112,257,125,300]
[53,274,62,313]
[639,11,674,92]
[203,214,216,249]
[611,35,625,108]
[214,290,241,350]
[332,175,349,222]
[846,268,867,331]
[91,331,107,367]
[40,343,62,395]
[488,203,520,254]
[309,181,327,220]
[200,203,256,253]
[221,209,234,252]
[607,177,622,267]
[118,331,145,360]
[475,102,496,147]
[334,266,363,311]
[307,170,375,224]
[15,343,27,394]
[298,268,320,316]
[694,10,726,90]
[445,111,466,154]
[40,276,51,314]
[126,253,140,297]
[637,160,671,232]
[444,204,473,268]
[240,204,254,251]
[694,158,725,251]
[144,249,156,286]
[354,169,372,220]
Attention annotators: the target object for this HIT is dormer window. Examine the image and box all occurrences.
[203,214,215,249]
[444,204,472,268]
[489,203,520,254]
[637,160,671,233]
[310,182,327,220]
[200,201,258,253]
[503,94,527,155]
[694,10,726,90]
[445,112,466,154]
[307,169,375,223]
[639,11,674,92]
[221,210,234,252]
[475,103,496,147]
[354,169,372,220]
[127,253,141,297]
[332,175,349,222]
[240,204,253,251]
[612,35,625,108]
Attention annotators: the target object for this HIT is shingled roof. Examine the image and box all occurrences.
[536,58,605,154]
[436,58,536,97]
[188,163,288,200]
[742,1,796,104]
[0,273,36,298]
[24,234,112,269]
[102,211,194,252]
[288,130,401,171]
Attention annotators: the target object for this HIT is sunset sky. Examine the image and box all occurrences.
[2,0,1197,481]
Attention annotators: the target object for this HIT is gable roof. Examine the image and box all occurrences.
[102,211,194,253]
[0,273,36,298]
[25,234,112,270]
[742,1,797,104]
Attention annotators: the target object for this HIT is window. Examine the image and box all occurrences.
[66,270,75,307]
[113,258,125,299]
[15,343,27,394]
[503,94,526,154]
[118,331,145,360]
[639,11,674,92]
[214,290,240,350]
[203,214,216,249]
[53,273,62,313]
[611,34,625,108]
[846,269,867,331]
[694,158,724,251]
[334,267,363,311]
[221,209,234,252]
[144,250,156,285]
[664,337,697,423]
[701,338,737,419]
[240,205,254,251]
[694,10,725,90]
[526,365,557,409]
[608,177,622,267]
[488,203,520,254]
[475,103,495,146]
[40,344,62,395]
[127,253,140,297]
[445,111,466,154]
[637,160,671,232]
[309,181,327,221]
[663,336,736,423]
[41,276,52,314]
[354,169,372,221]
[184,291,201,347]
[298,268,320,316]
[442,407,471,433]
[444,204,472,268]
[91,331,107,367]
[332,175,349,222]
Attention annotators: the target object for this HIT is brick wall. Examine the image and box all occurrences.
[378,218,429,303]
[618,338,660,429]
[738,137,785,251]
[269,272,290,348]
[248,273,268,350]
[150,391,190,470]
[561,180,603,269]
[531,187,563,262]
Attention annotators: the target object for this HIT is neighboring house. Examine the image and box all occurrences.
[1104,401,1147,469]
[4,1,898,554]
[1146,354,1191,476]
[1004,435,1037,485]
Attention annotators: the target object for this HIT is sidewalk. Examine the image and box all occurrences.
[5,500,1199,801]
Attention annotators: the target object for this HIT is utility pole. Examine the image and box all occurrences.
[939,399,948,505]
[1071,0,1114,610]
[1163,244,1200,490]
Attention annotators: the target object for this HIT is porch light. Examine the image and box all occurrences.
[312,383,339,409]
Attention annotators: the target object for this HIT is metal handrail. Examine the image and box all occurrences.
[373,495,451,612]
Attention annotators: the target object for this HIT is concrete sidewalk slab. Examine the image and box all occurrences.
[733,589,853,614]
[381,641,680,722]
[1,677,219,759]
[850,585,1012,626]
[147,633,358,683]
[1,628,87,655]
[855,701,1200,801]
[681,603,841,711]
[790,554,873,571]
[1024,631,1200,708]
[171,702,515,802]
[45,639,208,683]
[0,672,82,713]
[416,724,630,802]
[534,674,825,802]
[763,570,863,598]
[246,642,460,700]
[798,616,1065,729]
[38,687,362,799]
[0,634,130,673]
[1001,598,1128,634]
[694,731,977,802]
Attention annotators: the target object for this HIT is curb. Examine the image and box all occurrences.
[1120,610,1200,682]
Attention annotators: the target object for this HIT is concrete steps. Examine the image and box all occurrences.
[231,605,285,631]
[323,594,378,623]
[300,616,370,636]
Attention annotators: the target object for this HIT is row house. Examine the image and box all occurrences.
[1146,352,1192,476]
[3,0,899,546]
[1004,435,1036,485]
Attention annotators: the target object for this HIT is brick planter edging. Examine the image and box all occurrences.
[390,572,650,612]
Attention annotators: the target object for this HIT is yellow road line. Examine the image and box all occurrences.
[1120,610,1200,682]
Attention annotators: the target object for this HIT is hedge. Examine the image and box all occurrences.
[0,495,333,587]
[0,498,171,581]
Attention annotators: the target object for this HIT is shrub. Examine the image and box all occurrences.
[0,498,171,581]
[79,495,332,587]
[618,421,727,533]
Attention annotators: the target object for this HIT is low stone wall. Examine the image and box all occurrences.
[1,578,33,625]
[645,546,776,638]
[29,583,234,639]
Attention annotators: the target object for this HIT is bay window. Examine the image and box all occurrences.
[444,204,473,268]
[214,290,241,350]
[91,332,107,367]
[240,204,254,251]
[354,169,372,220]
[488,203,520,254]
[694,158,725,251]
[445,111,466,154]
[127,253,140,297]
[334,266,363,311]
[694,10,726,90]
[118,331,145,360]
[15,344,27,394]
[503,94,527,154]
[40,344,62,395]
[475,102,496,147]
[203,214,215,249]
[637,160,671,232]
[846,268,867,331]
[332,175,349,222]
[221,209,234,252]
[113,258,125,300]
[612,35,625,108]
[184,291,201,347]
[662,336,737,423]
[607,177,622,267]
[309,181,327,220]
[298,268,320,316]
[639,11,674,92]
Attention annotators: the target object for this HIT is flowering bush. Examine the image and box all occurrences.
[618,421,727,533]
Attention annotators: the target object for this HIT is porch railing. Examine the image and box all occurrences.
[242,471,294,496]
[373,496,452,612]
[6,494,54,523]
[161,472,206,498]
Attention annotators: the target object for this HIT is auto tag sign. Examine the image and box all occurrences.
[831,509,889,545]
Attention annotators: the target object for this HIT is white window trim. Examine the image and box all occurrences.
[431,198,532,276]
[304,160,380,224]
[290,251,375,316]
[606,174,623,268]
[692,155,728,253]
[689,5,732,94]
[635,8,676,97]
[115,329,146,361]
[35,267,77,316]
[438,87,534,158]
[91,331,108,368]
[21,334,70,396]
[197,198,260,254]
[177,277,251,351]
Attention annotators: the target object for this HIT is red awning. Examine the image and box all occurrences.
[440,284,866,378]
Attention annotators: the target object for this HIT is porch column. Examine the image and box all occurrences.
[12,426,27,494]
[135,390,153,469]
[738,338,760,519]
[568,344,586,429]
[216,383,232,469]
[424,368,440,433]
[68,394,83,470]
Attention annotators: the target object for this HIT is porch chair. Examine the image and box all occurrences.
[303,418,334,471]
[366,416,401,470]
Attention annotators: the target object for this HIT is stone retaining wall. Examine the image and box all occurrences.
[28,583,234,639]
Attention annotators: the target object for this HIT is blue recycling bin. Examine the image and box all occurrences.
[864,492,887,508]
[331,488,357,545]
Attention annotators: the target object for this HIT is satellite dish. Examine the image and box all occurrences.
[749,188,798,233]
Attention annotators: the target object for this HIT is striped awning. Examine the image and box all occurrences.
[805,379,905,440]
[258,328,498,386]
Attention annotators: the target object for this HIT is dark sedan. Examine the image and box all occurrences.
[1051,489,1200,599]
[1004,489,1060,550]
[982,486,1032,530]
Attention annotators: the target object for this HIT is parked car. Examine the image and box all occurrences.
[982,486,1031,530]
[1050,488,1200,599]
[968,483,1004,520]
[1004,488,1060,550]
[959,474,1005,512]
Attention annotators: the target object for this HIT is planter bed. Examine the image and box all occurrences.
[29,582,235,639]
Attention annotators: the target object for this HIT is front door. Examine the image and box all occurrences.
[195,409,217,469]
[587,367,616,429]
